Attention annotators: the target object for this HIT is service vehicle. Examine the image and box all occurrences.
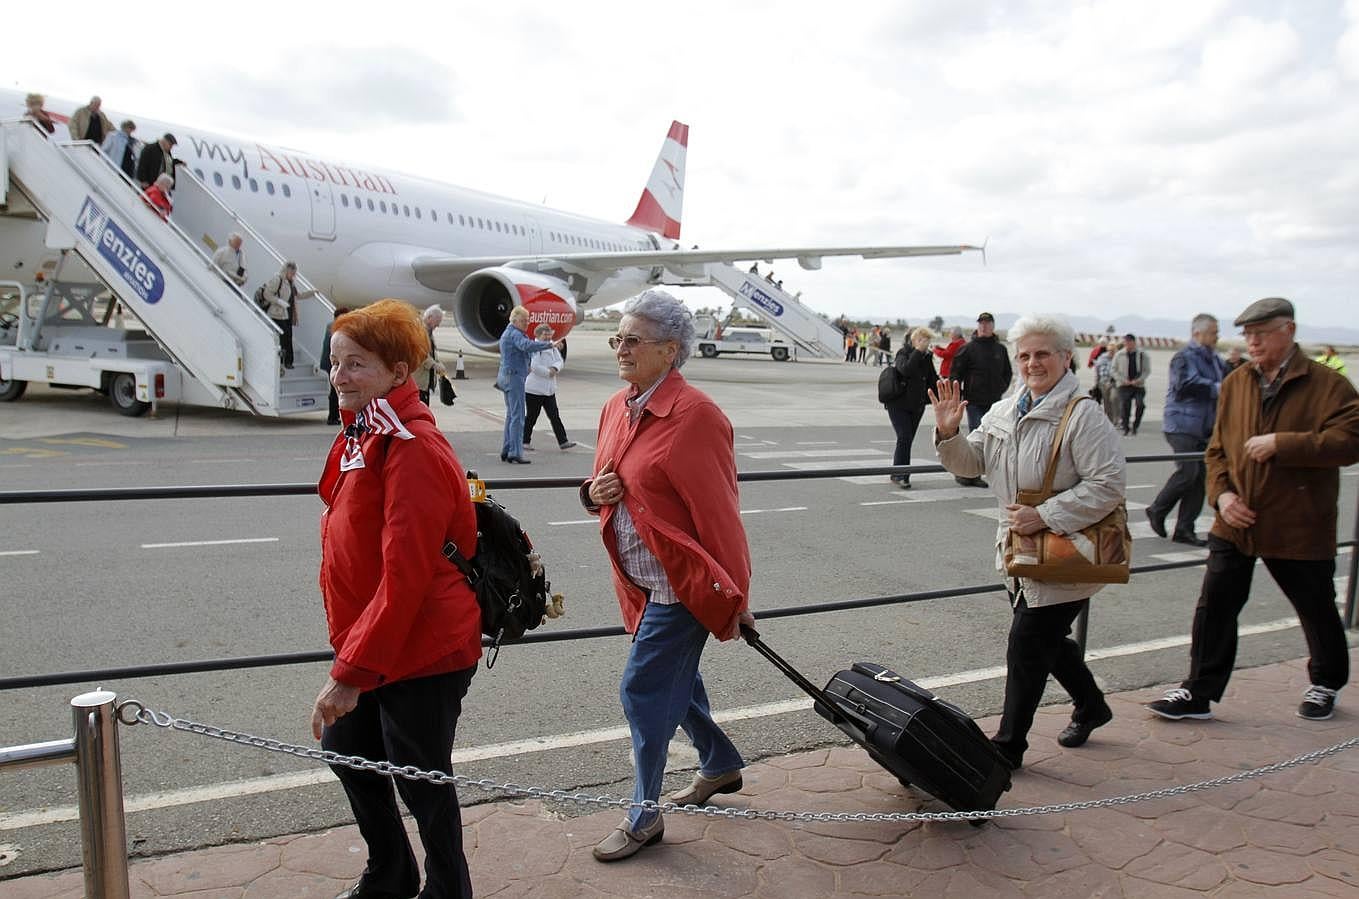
[695,326,792,361]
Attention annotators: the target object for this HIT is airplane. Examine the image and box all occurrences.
[1,89,979,352]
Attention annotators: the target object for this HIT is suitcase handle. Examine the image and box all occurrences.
[741,624,872,738]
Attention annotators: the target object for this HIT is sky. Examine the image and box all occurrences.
[7,0,1358,334]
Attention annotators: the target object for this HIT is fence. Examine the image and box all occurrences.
[1,454,1356,894]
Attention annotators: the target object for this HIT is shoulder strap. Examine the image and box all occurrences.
[1037,395,1089,499]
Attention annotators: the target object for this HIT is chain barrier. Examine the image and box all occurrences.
[116,699,1359,824]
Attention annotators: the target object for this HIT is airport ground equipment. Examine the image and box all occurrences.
[698,264,847,360]
[0,119,332,416]
[695,325,793,361]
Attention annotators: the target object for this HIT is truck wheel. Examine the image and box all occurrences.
[108,372,150,417]
[0,375,26,402]
[771,347,789,362]
[700,344,719,358]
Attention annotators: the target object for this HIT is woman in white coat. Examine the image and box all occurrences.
[522,323,576,450]
[929,314,1126,770]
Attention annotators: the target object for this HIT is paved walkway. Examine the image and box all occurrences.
[4,654,1358,898]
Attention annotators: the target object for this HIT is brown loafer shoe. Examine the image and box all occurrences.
[592,814,664,862]
[668,769,743,805]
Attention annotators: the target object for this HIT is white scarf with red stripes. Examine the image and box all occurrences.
[339,396,415,471]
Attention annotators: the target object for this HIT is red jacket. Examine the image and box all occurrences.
[318,379,481,689]
[143,185,172,220]
[932,337,965,378]
[586,370,751,638]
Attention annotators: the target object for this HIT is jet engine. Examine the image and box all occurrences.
[453,267,580,351]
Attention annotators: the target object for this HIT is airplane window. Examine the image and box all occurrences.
[249,178,259,192]
[341,195,349,208]
[266,181,275,195]
[403,204,410,217]
[458,214,465,226]
[430,209,436,221]
[194,168,204,180]
[391,204,398,216]
[448,213,455,225]
[282,184,292,198]
[231,175,241,190]
[380,201,388,213]
[477,218,484,229]
[367,198,375,211]
[353,195,361,208]
[495,222,502,232]
[414,207,421,219]
[213,172,223,187]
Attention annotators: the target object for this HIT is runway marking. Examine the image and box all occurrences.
[796,441,839,446]
[74,460,153,467]
[549,519,597,526]
[0,550,39,557]
[741,449,886,460]
[189,458,255,464]
[740,506,808,515]
[141,538,280,549]
[1149,550,1208,563]
[861,486,1000,505]
[1126,484,1155,490]
[0,613,1321,831]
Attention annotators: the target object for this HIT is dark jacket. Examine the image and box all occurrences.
[1163,341,1227,439]
[1207,347,1359,558]
[135,141,173,188]
[949,334,1012,408]
[887,347,938,413]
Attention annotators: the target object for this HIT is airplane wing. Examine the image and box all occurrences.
[411,244,981,291]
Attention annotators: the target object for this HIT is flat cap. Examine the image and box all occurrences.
[1234,297,1294,327]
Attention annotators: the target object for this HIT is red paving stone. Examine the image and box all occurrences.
[2,652,1357,898]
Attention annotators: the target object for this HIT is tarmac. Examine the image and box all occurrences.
[2,652,1357,898]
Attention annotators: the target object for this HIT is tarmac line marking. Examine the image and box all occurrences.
[37,437,127,449]
[189,458,256,464]
[796,441,839,446]
[141,538,280,549]
[74,460,153,467]
[548,519,597,526]
[741,449,887,460]
[0,550,39,557]
[740,506,809,515]
[0,612,1320,832]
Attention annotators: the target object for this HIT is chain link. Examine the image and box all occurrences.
[114,699,1359,824]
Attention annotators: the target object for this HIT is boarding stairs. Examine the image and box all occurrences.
[0,118,331,415]
[701,263,845,359]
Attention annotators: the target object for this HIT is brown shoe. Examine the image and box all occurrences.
[668,769,743,805]
[592,814,664,862]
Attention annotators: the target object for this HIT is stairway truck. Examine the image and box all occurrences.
[694,326,791,362]
[0,331,219,416]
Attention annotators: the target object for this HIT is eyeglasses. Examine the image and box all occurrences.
[608,335,668,350]
[1240,320,1291,341]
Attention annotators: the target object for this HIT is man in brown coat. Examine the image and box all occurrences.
[1148,298,1359,722]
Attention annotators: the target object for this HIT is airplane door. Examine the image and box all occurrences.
[308,179,336,241]
[526,217,543,254]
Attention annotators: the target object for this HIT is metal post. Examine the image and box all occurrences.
[1074,604,1090,654]
[1346,492,1359,630]
[71,690,130,899]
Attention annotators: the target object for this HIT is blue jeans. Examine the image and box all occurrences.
[500,375,526,459]
[621,601,744,830]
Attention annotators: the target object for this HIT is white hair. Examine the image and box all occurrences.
[623,289,696,368]
[153,173,173,190]
[422,304,444,324]
[1191,313,1217,335]
[1008,314,1075,354]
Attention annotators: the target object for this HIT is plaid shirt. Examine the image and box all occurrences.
[612,371,679,604]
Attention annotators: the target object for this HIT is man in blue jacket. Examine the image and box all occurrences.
[497,305,560,464]
[1147,314,1227,546]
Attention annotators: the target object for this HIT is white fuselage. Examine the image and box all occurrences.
[2,89,663,311]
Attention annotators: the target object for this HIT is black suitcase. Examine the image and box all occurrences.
[743,626,1011,818]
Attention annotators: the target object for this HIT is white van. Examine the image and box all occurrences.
[695,327,791,362]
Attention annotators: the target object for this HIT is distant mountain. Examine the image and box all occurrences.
[948,313,1359,345]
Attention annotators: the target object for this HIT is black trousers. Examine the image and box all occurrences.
[278,317,295,368]
[993,594,1104,759]
[1117,386,1145,432]
[322,667,476,899]
[1148,432,1208,538]
[1184,537,1348,701]
[523,392,569,446]
[884,403,924,483]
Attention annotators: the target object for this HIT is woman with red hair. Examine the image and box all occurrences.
[311,299,480,899]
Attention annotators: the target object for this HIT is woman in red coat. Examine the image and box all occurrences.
[581,289,756,862]
[312,299,481,899]
[142,173,173,221]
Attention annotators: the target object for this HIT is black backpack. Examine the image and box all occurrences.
[878,363,908,404]
[442,479,549,667]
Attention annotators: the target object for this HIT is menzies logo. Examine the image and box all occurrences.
[73,197,165,305]
[738,279,784,317]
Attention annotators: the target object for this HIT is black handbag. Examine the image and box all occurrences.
[439,375,457,406]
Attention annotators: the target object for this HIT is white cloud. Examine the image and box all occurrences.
[1200,17,1302,91]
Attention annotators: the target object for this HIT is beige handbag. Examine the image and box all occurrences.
[1003,396,1131,584]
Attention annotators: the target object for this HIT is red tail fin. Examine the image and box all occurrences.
[626,121,688,239]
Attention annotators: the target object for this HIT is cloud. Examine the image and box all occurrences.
[197,51,459,133]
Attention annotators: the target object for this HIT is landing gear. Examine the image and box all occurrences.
[107,371,150,417]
